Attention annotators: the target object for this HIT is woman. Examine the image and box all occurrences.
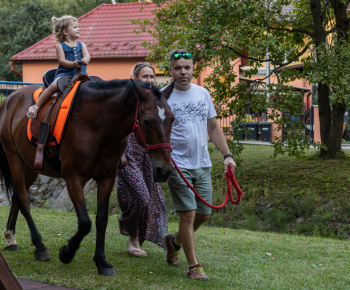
[117,62,167,257]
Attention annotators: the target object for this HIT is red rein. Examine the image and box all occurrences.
[132,99,171,152]
[171,157,244,209]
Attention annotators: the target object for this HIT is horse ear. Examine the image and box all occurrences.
[130,78,149,101]
[162,79,176,100]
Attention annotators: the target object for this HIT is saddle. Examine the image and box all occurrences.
[32,70,91,172]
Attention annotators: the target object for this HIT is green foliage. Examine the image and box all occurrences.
[0,0,108,81]
[306,42,350,106]
[137,0,350,158]
[0,1,49,80]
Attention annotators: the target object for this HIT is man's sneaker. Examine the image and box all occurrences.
[187,264,209,281]
[164,233,181,266]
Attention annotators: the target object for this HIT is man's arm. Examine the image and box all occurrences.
[207,117,236,173]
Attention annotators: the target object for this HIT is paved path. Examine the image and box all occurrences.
[17,278,78,290]
[239,141,350,149]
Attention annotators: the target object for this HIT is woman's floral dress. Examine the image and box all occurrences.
[117,133,167,247]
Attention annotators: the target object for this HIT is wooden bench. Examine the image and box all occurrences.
[0,251,22,290]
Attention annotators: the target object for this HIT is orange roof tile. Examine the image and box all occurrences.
[11,2,156,61]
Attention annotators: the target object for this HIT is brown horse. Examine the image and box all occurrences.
[0,79,175,276]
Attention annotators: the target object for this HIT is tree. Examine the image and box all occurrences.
[138,0,350,158]
[0,0,118,81]
[0,1,50,80]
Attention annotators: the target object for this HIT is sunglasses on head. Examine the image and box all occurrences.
[136,62,152,66]
[171,53,192,60]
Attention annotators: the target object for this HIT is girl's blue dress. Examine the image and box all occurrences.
[55,41,88,78]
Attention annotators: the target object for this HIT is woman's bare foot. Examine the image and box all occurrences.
[127,239,147,257]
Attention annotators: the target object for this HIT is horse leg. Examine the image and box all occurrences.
[59,179,92,264]
[4,171,38,252]
[18,195,51,260]
[4,194,20,251]
[93,176,117,276]
[5,154,50,260]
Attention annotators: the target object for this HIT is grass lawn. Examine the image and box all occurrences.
[176,144,350,239]
[1,205,350,289]
[1,144,350,288]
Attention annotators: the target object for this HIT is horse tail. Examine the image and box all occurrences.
[0,142,15,201]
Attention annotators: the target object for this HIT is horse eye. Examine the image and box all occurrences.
[143,119,152,127]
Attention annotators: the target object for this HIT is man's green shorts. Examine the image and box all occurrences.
[167,167,212,215]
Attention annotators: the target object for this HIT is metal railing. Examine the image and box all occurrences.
[0,81,43,102]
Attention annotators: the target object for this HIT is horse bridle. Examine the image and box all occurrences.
[132,99,172,153]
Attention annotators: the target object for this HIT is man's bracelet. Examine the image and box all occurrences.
[224,153,233,160]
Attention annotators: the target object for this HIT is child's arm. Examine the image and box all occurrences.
[56,44,81,69]
[81,43,90,66]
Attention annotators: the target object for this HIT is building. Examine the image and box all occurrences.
[11,2,319,142]
[11,3,167,83]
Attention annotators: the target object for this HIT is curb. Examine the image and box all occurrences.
[237,141,350,150]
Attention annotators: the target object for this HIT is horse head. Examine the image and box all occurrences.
[131,79,175,182]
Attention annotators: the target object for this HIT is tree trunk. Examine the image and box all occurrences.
[320,0,349,157]
[327,102,346,157]
[312,0,348,157]
[318,83,331,156]
[318,83,346,157]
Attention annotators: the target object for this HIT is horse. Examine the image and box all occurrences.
[0,78,175,276]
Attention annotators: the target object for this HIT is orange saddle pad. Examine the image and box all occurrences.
[27,81,82,146]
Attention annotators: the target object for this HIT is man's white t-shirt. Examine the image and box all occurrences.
[165,83,217,169]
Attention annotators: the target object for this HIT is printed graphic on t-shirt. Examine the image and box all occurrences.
[171,101,208,126]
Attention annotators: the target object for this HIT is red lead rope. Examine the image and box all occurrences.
[171,157,244,209]
[132,99,243,208]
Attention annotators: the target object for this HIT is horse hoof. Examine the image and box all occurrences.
[35,249,51,261]
[5,244,20,251]
[98,266,116,276]
[59,245,74,264]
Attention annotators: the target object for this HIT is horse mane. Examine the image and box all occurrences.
[86,79,130,90]
[138,81,163,101]
[85,79,163,101]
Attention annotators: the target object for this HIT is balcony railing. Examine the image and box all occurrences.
[0,81,43,102]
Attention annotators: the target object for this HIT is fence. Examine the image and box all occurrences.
[0,81,43,102]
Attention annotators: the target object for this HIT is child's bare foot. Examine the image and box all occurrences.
[27,105,39,119]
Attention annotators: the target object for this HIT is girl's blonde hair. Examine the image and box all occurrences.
[51,15,78,42]
[131,62,155,78]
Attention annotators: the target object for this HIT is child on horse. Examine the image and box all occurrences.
[27,15,90,119]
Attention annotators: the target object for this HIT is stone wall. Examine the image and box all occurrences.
[0,175,96,211]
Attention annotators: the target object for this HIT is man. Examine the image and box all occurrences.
[163,49,236,280]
